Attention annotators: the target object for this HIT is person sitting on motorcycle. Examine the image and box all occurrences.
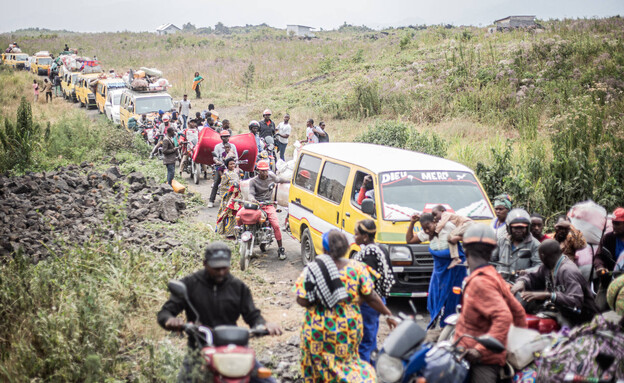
[249,120,263,155]
[139,113,148,126]
[216,158,242,238]
[208,131,238,208]
[150,115,172,158]
[249,160,289,260]
[157,242,282,383]
[455,224,527,383]
[511,239,599,326]
[491,208,541,276]
[179,121,199,177]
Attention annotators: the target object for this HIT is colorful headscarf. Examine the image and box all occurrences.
[493,193,512,210]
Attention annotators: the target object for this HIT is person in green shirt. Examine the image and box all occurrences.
[192,72,204,99]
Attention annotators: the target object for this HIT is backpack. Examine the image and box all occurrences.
[536,315,624,382]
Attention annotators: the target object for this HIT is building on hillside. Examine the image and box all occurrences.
[156,23,181,35]
[286,25,315,38]
[494,16,536,29]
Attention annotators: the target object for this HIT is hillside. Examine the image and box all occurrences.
[2,17,623,218]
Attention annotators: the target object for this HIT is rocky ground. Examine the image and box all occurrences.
[0,161,189,261]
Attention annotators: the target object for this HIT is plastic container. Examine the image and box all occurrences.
[171,179,186,194]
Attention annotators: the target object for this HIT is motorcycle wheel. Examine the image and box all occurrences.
[301,228,316,264]
[239,241,251,271]
[192,161,200,184]
[260,243,267,252]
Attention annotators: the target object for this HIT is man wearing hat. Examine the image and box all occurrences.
[553,215,586,263]
[258,109,275,140]
[157,241,282,382]
[490,194,512,242]
[209,130,238,208]
[249,160,290,259]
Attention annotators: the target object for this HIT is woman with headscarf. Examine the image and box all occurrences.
[491,194,512,242]
[294,230,396,382]
[216,157,241,238]
[352,219,396,363]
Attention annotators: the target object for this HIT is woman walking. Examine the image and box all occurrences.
[192,72,204,99]
[216,158,242,238]
[352,219,396,362]
[32,80,39,102]
[294,230,396,382]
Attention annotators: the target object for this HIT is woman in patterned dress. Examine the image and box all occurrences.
[294,230,396,383]
[216,158,241,238]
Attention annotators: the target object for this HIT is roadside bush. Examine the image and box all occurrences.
[354,120,409,148]
[355,120,448,157]
[0,97,41,173]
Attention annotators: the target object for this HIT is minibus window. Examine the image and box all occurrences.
[352,171,374,207]
[379,171,494,221]
[294,154,322,192]
[318,161,350,204]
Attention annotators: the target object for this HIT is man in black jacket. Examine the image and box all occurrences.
[158,242,281,382]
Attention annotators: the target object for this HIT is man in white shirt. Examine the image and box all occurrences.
[275,114,291,161]
[305,119,318,144]
[178,94,191,130]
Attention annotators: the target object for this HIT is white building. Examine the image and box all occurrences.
[156,23,181,35]
[286,25,315,38]
[494,16,536,29]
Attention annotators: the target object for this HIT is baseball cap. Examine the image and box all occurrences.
[263,109,272,115]
[257,160,270,171]
[204,245,231,268]
[220,130,231,137]
[554,216,571,228]
[613,207,624,222]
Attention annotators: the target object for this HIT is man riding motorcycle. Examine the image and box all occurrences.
[248,160,289,260]
[454,224,527,383]
[157,242,282,383]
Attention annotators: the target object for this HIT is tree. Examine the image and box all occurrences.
[182,22,196,31]
[0,97,40,172]
[242,63,255,101]
[215,22,230,35]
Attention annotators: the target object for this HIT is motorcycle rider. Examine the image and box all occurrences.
[157,242,281,383]
[179,121,199,177]
[208,131,238,208]
[511,239,599,326]
[455,224,527,383]
[491,208,541,275]
[249,160,289,260]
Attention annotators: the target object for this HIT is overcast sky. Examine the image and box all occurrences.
[1,0,622,33]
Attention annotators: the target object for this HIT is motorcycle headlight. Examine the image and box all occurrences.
[212,352,254,378]
[241,231,253,242]
[388,246,412,265]
[376,353,404,382]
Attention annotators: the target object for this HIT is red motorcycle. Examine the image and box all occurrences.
[234,198,278,271]
[167,280,272,383]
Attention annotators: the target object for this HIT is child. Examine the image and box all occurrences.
[431,205,474,269]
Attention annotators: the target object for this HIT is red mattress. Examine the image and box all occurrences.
[192,128,220,165]
[230,133,258,172]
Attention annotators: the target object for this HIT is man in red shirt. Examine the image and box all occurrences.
[454,224,527,383]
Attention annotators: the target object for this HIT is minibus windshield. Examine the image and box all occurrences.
[37,58,52,65]
[379,171,494,221]
[136,96,173,114]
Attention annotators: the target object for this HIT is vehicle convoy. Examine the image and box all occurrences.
[30,51,53,75]
[119,89,174,130]
[166,280,272,383]
[287,142,495,298]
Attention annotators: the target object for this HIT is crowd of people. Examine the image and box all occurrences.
[157,196,624,382]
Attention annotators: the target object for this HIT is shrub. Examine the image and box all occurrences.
[0,97,40,172]
[344,78,382,118]
[406,129,448,157]
[354,120,409,148]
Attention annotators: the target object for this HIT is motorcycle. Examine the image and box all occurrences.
[178,132,202,184]
[166,280,272,383]
[234,184,279,271]
[376,307,505,383]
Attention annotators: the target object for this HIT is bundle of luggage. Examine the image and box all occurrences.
[122,67,171,92]
[59,55,101,73]
[5,44,21,53]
